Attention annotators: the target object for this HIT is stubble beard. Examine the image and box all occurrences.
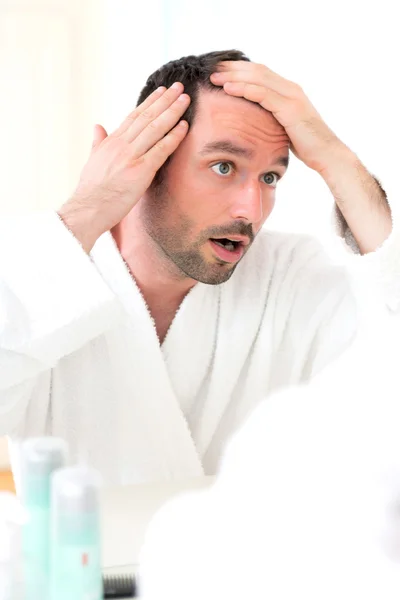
[140,186,237,285]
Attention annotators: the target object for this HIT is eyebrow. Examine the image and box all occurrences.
[199,140,290,169]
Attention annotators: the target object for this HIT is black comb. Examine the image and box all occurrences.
[102,573,136,598]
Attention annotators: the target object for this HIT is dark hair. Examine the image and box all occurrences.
[137,49,251,188]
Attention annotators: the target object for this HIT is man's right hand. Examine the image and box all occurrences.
[58,82,190,253]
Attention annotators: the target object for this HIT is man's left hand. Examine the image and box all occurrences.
[210,61,351,175]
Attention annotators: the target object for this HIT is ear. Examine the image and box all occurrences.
[91,124,108,149]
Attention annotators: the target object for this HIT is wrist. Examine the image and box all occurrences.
[57,200,104,254]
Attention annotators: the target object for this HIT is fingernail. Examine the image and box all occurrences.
[178,93,189,102]
[172,82,182,90]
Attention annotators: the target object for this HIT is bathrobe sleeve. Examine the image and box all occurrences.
[267,213,398,384]
[329,202,400,314]
[0,211,122,432]
[303,200,400,378]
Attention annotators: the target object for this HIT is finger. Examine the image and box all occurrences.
[122,82,187,144]
[130,93,191,158]
[222,82,284,113]
[113,86,167,137]
[91,124,108,150]
[211,67,294,97]
[216,60,281,80]
[215,60,256,72]
[144,120,189,172]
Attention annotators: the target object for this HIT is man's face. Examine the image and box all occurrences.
[141,88,290,285]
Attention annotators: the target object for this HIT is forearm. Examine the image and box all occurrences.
[319,145,392,255]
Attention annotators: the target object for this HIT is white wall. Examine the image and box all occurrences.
[0,0,106,213]
[99,0,166,133]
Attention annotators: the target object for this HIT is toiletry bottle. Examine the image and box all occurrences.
[20,437,68,600]
[0,492,27,600]
[50,466,103,600]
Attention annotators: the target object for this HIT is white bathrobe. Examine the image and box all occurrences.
[139,296,400,600]
[0,210,395,487]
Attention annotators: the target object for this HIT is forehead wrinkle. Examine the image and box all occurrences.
[199,140,254,159]
[215,110,289,144]
[197,90,288,139]
[220,122,289,154]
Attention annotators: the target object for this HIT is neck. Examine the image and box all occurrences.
[111,205,197,320]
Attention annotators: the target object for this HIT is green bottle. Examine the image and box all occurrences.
[20,437,68,600]
[50,466,103,600]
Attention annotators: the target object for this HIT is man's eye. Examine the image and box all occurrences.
[211,162,233,176]
[262,172,279,187]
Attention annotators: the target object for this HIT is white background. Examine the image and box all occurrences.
[0,0,399,466]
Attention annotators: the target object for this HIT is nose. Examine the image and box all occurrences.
[229,180,264,225]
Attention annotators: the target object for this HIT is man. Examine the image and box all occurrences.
[0,50,393,487]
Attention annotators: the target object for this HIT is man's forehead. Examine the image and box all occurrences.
[192,89,290,155]
[196,89,281,126]
[194,89,289,141]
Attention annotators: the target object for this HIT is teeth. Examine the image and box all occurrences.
[214,240,236,251]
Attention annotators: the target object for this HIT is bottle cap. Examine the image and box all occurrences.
[20,437,68,479]
[51,466,102,514]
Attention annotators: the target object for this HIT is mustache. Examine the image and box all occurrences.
[203,222,255,243]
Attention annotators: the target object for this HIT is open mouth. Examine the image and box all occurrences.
[209,238,246,263]
[211,238,241,251]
